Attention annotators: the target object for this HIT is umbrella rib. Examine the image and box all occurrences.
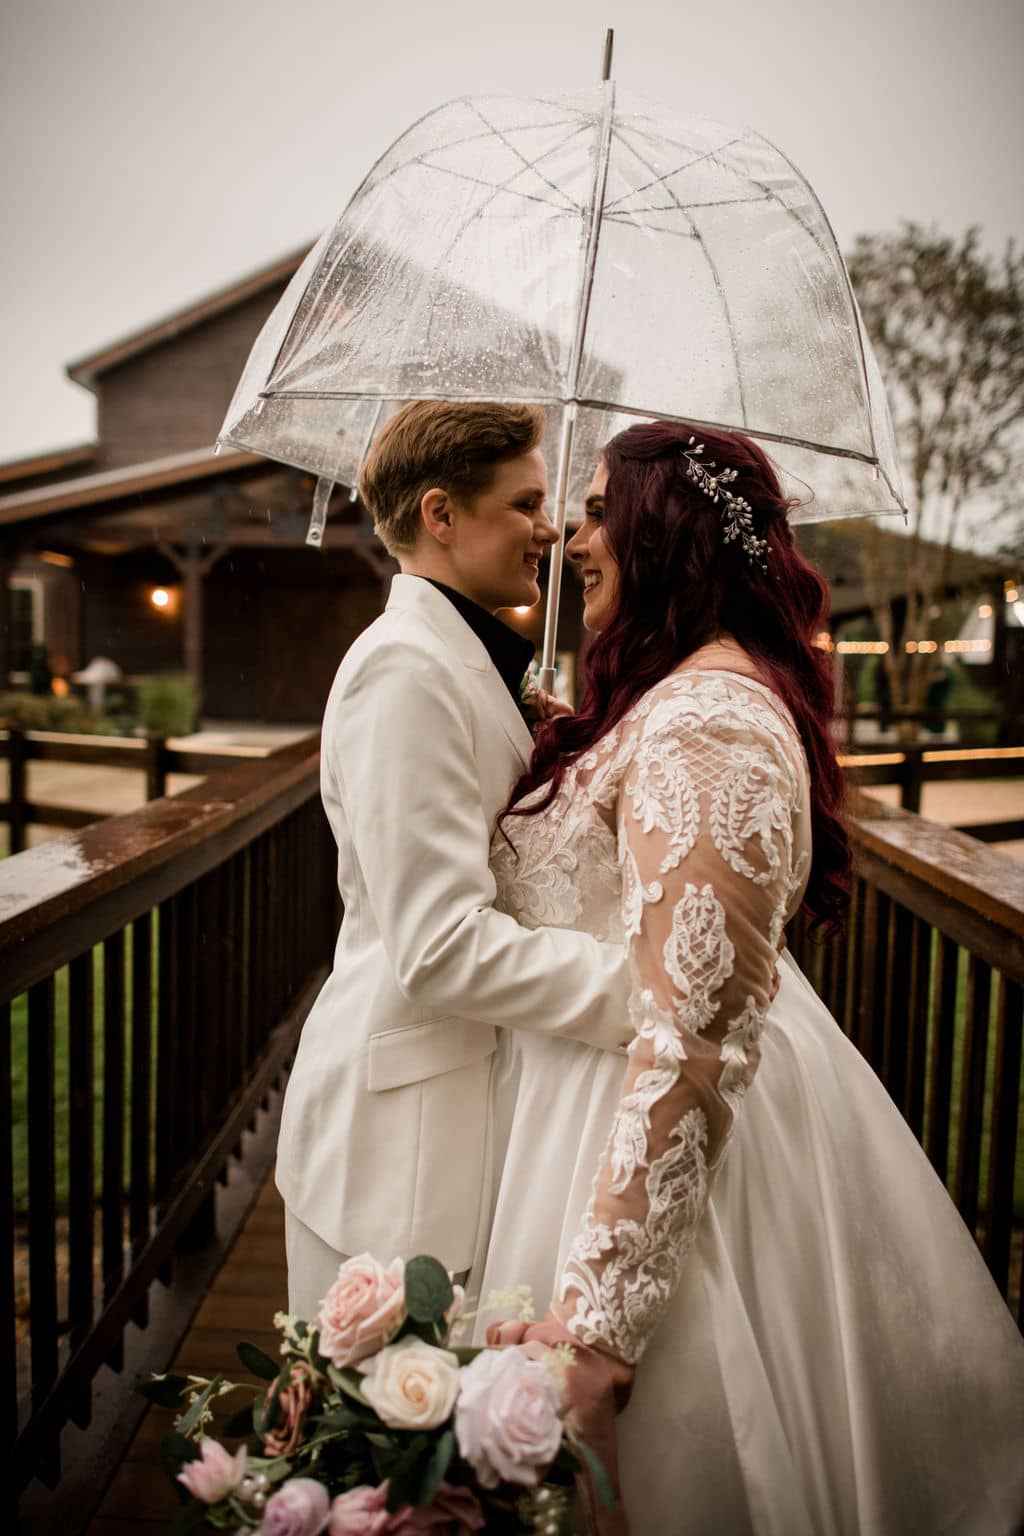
[413,155,581,215]
[612,131,751,424]
[465,98,588,214]
[602,131,747,213]
[605,192,773,216]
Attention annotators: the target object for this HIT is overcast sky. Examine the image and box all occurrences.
[1,0,1021,466]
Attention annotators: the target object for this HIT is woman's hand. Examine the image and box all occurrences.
[522,685,575,729]
[486,1316,632,1535]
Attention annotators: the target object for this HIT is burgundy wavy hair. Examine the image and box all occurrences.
[506,420,851,933]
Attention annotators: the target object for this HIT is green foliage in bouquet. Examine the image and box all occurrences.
[139,1253,599,1535]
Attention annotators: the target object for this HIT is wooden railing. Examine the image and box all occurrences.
[839,743,1024,829]
[837,706,1023,752]
[2,735,338,1504]
[789,795,1024,1323]
[0,725,283,854]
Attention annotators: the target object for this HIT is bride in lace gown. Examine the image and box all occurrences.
[474,422,1024,1535]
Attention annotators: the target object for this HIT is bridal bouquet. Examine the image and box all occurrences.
[141,1253,609,1535]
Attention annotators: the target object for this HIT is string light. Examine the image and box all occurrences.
[835,640,889,654]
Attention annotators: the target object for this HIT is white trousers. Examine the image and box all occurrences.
[284,1206,470,1321]
[285,1206,351,1320]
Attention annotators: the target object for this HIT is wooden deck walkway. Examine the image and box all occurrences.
[86,1173,288,1533]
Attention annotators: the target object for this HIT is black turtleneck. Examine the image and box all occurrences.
[425,580,535,713]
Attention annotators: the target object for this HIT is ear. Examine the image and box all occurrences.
[419,487,454,546]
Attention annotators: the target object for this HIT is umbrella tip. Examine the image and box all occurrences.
[601,28,614,82]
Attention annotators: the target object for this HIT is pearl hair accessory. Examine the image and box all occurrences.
[681,436,769,569]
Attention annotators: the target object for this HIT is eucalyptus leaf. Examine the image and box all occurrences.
[329,1367,371,1407]
[236,1340,280,1380]
[414,1427,454,1507]
[160,1430,200,1480]
[178,1378,223,1438]
[403,1255,454,1324]
[572,1436,615,1511]
[386,1434,431,1512]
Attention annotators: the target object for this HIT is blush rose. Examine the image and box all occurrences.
[316,1254,406,1370]
[259,1476,331,1536]
[358,1339,460,1431]
[454,1349,562,1489]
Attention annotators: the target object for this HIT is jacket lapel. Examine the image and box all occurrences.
[386,575,535,771]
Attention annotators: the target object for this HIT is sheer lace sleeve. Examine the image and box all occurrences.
[552,677,807,1365]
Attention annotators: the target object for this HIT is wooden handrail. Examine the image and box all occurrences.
[0,733,321,1004]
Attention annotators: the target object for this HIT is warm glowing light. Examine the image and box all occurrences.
[917,640,938,654]
[943,639,991,654]
[922,747,1024,764]
[978,603,992,618]
[151,587,171,610]
[513,605,532,616]
[836,640,888,654]
[813,631,834,652]
[1006,587,1020,603]
[51,677,70,697]
[906,641,918,654]
[836,752,906,768]
[40,550,74,569]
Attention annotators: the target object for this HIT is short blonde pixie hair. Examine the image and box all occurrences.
[359,400,545,555]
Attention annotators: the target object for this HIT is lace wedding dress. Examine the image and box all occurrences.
[474,664,1024,1535]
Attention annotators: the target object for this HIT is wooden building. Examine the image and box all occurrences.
[0,247,590,723]
[0,250,397,723]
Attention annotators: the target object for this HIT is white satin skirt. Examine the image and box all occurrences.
[473,952,1024,1535]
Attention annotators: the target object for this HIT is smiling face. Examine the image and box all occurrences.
[566,458,621,632]
[419,447,557,613]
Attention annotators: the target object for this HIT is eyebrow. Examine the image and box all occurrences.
[585,494,605,512]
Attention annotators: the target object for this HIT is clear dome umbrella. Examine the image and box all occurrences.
[219,67,905,687]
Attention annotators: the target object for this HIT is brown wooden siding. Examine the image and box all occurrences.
[93,284,291,469]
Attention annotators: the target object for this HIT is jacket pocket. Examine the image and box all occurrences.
[367,1016,497,1093]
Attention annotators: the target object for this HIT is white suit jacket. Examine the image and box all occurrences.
[276,575,630,1269]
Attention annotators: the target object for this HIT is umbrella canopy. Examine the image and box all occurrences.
[219,85,906,674]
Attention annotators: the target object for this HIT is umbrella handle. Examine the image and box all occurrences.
[539,403,579,692]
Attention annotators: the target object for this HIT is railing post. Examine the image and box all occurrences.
[143,732,168,801]
[901,748,924,814]
[7,726,27,855]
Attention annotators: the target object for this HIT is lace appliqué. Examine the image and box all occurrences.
[663,882,734,1034]
[548,671,805,1367]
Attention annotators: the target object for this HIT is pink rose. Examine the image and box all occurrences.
[455,1349,562,1489]
[328,1483,485,1536]
[328,1484,390,1535]
[316,1255,406,1369]
[260,1476,331,1536]
[177,1437,247,1503]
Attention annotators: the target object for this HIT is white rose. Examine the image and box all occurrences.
[359,1338,460,1430]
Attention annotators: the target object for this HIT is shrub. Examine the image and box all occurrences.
[0,691,117,734]
[137,674,197,737]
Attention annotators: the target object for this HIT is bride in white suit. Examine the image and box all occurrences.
[481,420,1024,1535]
[276,401,632,1317]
